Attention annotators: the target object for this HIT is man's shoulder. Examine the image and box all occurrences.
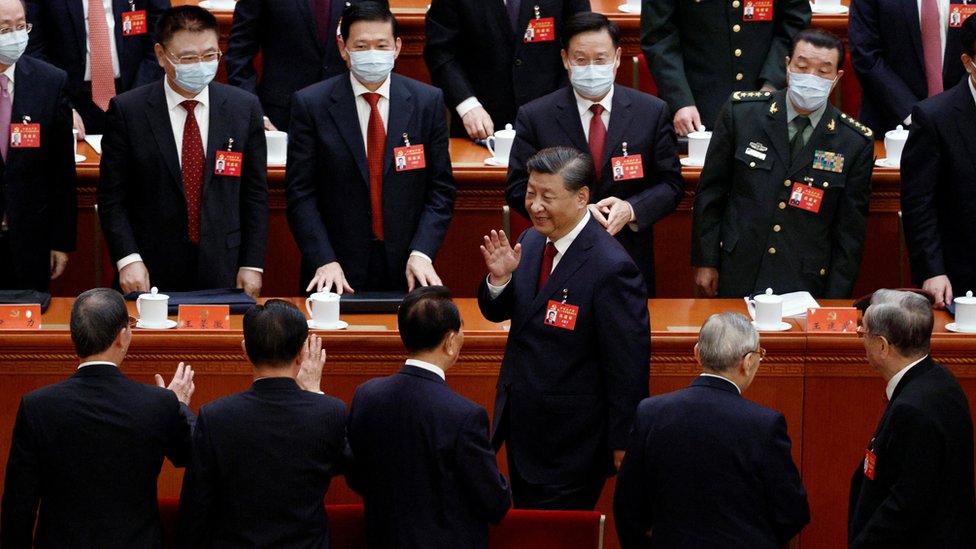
[16,56,68,85]
[617,84,668,113]
[210,81,262,109]
[835,111,875,141]
[392,73,443,104]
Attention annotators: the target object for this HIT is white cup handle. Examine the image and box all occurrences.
[486,136,496,157]
[305,297,314,317]
[136,296,142,317]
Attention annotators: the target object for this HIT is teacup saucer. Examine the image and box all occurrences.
[136,319,177,330]
[946,322,976,334]
[308,319,349,330]
[810,3,848,14]
[680,157,704,167]
[874,158,899,169]
[484,157,508,167]
[752,320,791,332]
[74,154,86,163]
[198,0,236,10]
[617,3,641,13]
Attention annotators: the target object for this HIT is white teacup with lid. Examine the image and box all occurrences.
[136,287,169,328]
[750,288,784,330]
[306,291,341,328]
[954,290,976,332]
[884,124,909,166]
[486,124,516,165]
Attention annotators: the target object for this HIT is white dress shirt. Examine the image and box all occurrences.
[405,358,446,380]
[885,355,928,401]
[83,0,122,81]
[77,360,119,370]
[575,86,613,142]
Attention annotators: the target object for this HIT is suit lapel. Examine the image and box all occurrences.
[144,82,184,196]
[203,85,228,196]
[602,85,633,171]
[787,103,837,176]
[328,77,369,184]
[384,76,414,177]
[67,0,87,63]
[300,0,325,55]
[7,60,37,171]
[555,87,589,153]
[510,230,545,333]
[951,81,976,174]
[873,357,935,438]
[112,0,127,54]
[761,90,789,166]
[903,0,926,74]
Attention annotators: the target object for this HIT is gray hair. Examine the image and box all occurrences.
[866,289,933,357]
[697,312,759,373]
[525,147,595,192]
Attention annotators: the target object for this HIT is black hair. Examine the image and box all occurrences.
[562,12,620,49]
[242,300,309,366]
[340,1,400,42]
[397,286,461,353]
[790,28,845,68]
[156,5,219,47]
[526,147,595,192]
[70,288,129,358]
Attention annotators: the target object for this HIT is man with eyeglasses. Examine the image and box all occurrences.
[286,1,455,295]
[614,312,809,549]
[97,5,268,296]
[506,12,683,297]
[848,289,976,548]
[25,0,169,137]
[0,0,76,293]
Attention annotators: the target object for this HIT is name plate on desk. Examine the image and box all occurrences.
[806,307,857,333]
[0,304,41,329]
[178,305,230,330]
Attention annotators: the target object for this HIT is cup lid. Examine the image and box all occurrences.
[309,291,341,300]
[139,286,168,300]
[754,287,782,303]
[885,124,909,139]
[955,290,976,305]
[687,130,712,139]
[495,123,516,138]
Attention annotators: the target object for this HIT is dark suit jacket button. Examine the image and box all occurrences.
[515,59,523,66]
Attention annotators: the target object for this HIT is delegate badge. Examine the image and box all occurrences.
[950,5,976,27]
[611,155,644,181]
[524,17,555,42]
[788,182,824,214]
[121,10,148,36]
[393,145,426,171]
[214,150,243,177]
[10,123,40,148]
[543,300,579,331]
[743,0,773,21]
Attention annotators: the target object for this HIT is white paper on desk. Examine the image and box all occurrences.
[744,291,820,320]
[85,134,102,155]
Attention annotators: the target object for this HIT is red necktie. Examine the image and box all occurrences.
[364,92,385,241]
[588,104,606,181]
[921,0,943,96]
[88,0,116,111]
[537,242,557,292]
[181,100,205,244]
[312,0,332,47]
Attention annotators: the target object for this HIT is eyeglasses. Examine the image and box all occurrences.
[166,51,222,65]
[856,325,870,338]
[0,23,32,35]
[743,347,766,360]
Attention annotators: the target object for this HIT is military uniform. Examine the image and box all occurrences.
[640,0,810,130]
[691,90,875,298]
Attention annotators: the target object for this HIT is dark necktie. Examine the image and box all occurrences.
[364,92,385,241]
[588,104,606,180]
[537,242,557,293]
[506,0,521,34]
[921,0,943,96]
[312,0,332,48]
[790,115,810,161]
[181,100,204,244]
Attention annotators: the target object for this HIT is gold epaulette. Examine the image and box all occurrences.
[838,112,874,138]
[731,91,772,101]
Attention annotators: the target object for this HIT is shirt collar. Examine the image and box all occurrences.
[574,85,614,119]
[405,358,445,380]
[78,361,119,370]
[548,210,591,257]
[163,78,210,113]
[699,372,742,394]
[968,76,976,107]
[786,93,828,129]
[350,72,392,101]
[886,355,927,400]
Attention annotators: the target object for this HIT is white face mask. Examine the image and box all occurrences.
[0,29,29,65]
[570,63,615,99]
[348,49,395,84]
[170,58,219,95]
[787,71,836,112]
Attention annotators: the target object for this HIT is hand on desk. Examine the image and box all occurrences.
[307,261,354,295]
[673,105,703,136]
[297,334,326,393]
[263,117,278,132]
[480,229,521,286]
[155,361,195,406]
[695,267,719,298]
[236,269,262,298]
[462,106,494,141]
[120,261,151,294]
[590,198,634,236]
[923,275,953,309]
[406,255,442,291]
[50,251,68,280]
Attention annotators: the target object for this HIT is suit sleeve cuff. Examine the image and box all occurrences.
[625,200,638,232]
[117,253,143,271]
[456,97,483,118]
[409,250,432,263]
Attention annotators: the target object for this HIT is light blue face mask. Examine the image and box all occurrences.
[0,30,28,65]
[348,49,395,84]
[787,71,836,112]
[172,59,219,95]
[570,63,615,99]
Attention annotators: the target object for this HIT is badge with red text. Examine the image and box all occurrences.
[611,155,644,181]
[806,307,858,333]
[178,305,231,330]
[863,448,877,480]
[524,17,555,42]
[788,182,824,214]
[950,5,976,27]
[10,124,40,148]
[121,10,148,36]
[543,300,579,330]
[214,150,243,177]
[0,304,42,330]
[743,0,773,21]
[393,145,426,171]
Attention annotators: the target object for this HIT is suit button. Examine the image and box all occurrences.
[735,48,742,57]
[768,247,777,254]
[784,179,792,187]
[823,182,830,188]
[736,73,744,81]
[773,224,781,232]
[778,202,786,209]
[733,24,741,32]
[732,0,740,6]
[819,268,827,276]
[515,59,523,66]
[749,161,756,168]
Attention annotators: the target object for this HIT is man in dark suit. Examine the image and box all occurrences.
[901,17,976,309]
[507,13,683,297]
[849,0,968,136]
[0,0,76,292]
[424,0,589,140]
[614,312,809,549]
[479,147,649,510]
[641,0,810,135]
[224,0,387,131]
[692,29,875,299]
[98,6,268,296]
[347,286,512,548]
[849,289,976,548]
[1,288,196,549]
[25,0,169,136]
[178,300,349,548]
[287,2,456,294]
